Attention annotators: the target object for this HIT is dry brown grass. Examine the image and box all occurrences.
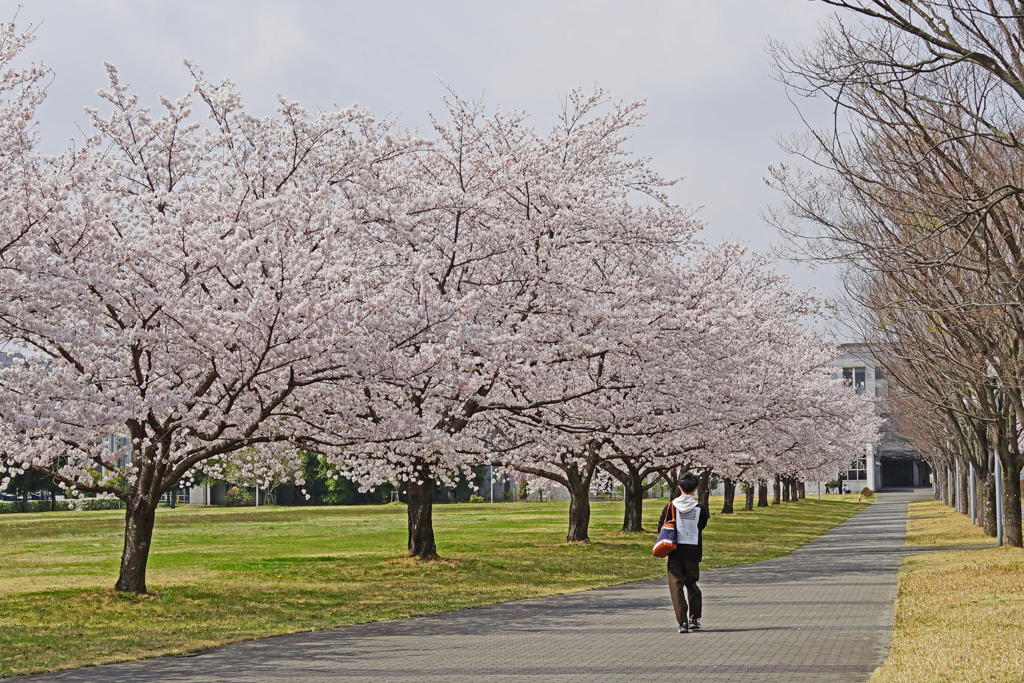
[906,499,999,548]
[870,501,1024,683]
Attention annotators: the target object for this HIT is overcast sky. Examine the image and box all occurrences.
[11,0,839,293]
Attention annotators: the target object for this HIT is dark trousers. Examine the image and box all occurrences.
[667,559,701,624]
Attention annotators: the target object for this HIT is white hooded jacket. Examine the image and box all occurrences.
[672,494,700,546]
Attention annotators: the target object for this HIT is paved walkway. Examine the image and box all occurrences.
[18,491,930,683]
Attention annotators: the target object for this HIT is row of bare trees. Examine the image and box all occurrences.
[768,0,1024,545]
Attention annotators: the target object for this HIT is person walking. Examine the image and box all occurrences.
[657,471,709,633]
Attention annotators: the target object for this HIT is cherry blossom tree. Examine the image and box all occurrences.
[200,444,307,503]
[0,35,420,591]
[0,19,882,590]
[497,246,880,541]
[326,89,700,556]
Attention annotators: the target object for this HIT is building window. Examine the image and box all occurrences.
[847,454,868,481]
[874,368,887,397]
[842,366,866,395]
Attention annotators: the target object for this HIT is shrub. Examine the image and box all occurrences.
[225,486,253,507]
[320,488,354,505]
[518,479,528,500]
[70,497,124,511]
[0,501,42,514]
[468,494,485,503]
[0,499,110,514]
[861,487,874,498]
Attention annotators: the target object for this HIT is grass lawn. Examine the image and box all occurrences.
[870,500,1024,683]
[0,495,864,677]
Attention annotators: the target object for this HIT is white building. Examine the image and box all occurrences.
[833,343,931,491]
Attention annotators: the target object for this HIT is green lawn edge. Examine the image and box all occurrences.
[0,496,864,677]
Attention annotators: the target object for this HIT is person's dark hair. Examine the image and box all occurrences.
[679,472,699,495]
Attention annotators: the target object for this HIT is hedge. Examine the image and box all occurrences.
[0,498,125,514]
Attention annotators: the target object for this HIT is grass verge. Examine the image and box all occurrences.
[0,495,863,677]
[870,500,1024,683]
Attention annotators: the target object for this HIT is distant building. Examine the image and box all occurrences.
[833,343,931,490]
[0,350,26,370]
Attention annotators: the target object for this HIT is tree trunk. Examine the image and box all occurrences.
[798,482,806,499]
[696,470,712,509]
[662,468,681,498]
[20,488,28,513]
[758,480,769,507]
[566,478,591,543]
[720,478,735,514]
[1000,458,1023,548]
[781,478,791,503]
[772,477,781,505]
[981,470,998,537]
[957,461,969,515]
[744,484,755,511]
[521,442,602,544]
[405,477,438,559]
[622,473,644,532]
[115,496,157,593]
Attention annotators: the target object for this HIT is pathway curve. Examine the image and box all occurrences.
[18,490,931,683]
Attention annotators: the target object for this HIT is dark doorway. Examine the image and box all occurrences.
[881,459,914,488]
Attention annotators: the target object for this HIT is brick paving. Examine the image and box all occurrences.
[17,490,930,683]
